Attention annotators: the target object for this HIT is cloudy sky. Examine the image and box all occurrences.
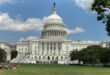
[0,0,109,43]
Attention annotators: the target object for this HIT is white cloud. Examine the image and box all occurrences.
[0,0,15,5]
[19,36,39,41]
[0,12,85,35]
[66,27,85,34]
[74,0,94,10]
[0,13,46,32]
[0,0,24,5]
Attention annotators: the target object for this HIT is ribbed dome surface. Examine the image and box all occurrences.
[45,6,63,24]
[46,14,63,24]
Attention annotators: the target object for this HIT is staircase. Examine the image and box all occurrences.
[18,53,30,63]
[10,53,30,64]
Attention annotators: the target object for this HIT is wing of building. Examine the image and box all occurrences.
[0,2,110,64]
[0,41,16,61]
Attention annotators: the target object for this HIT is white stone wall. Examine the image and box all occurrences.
[0,42,11,61]
[14,39,101,64]
[72,41,100,51]
[100,40,110,48]
[17,44,28,53]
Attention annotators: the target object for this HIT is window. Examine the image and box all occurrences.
[50,43,52,50]
[39,56,41,60]
[42,43,44,50]
[48,56,50,60]
[61,56,63,59]
[66,46,68,50]
[47,43,49,50]
[25,48,27,52]
[35,46,37,49]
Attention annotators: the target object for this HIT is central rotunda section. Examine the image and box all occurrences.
[11,2,73,64]
[41,3,67,39]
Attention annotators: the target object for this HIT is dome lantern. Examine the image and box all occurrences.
[52,2,57,15]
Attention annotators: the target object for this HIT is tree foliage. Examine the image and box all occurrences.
[0,48,6,63]
[80,45,102,64]
[70,45,110,65]
[100,48,110,65]
[70,50,79,61]
[91,0,110,35]
[11,50,18,60]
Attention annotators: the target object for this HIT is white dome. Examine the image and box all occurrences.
[46,14,63,24]
[45,7,63,24]
[42,3,67,39]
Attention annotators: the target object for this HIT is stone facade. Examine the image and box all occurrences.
[10,3,100,64]
[0,41,16,61]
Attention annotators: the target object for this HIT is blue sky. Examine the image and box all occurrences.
[0,0,109,43]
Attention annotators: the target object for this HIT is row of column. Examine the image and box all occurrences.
[30,56,65,61]
[44,24,64,29]
[38,43,62,51]
[42,31,66,38]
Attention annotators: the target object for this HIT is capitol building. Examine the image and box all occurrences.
[0,3,110,64]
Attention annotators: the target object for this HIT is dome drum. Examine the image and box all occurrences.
[42,30,66,39]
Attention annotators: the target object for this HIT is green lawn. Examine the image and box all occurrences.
[0,64,110,75]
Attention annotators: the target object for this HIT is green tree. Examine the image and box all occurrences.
[80,45,102,64]
[11,50,18,60]
[70,50,82,64]
[0,48,6,63]
[70,45,103,64]
[100,48,110,65]
[91,0,110,35]
[70,50,79,60]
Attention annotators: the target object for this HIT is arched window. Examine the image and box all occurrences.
[48,56,50,60]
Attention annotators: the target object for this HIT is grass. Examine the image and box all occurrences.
[0,64,110,75]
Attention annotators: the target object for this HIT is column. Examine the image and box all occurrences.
[56,31,58,37]
[56,43,58,55]
[48,31,49,38]
[49,43,50,51]
[45,32,47,38]
[55,32,56,37]
[61,32,64,37]
[60,32,61,37]
[51,31,53,38]
[58,31,59,37]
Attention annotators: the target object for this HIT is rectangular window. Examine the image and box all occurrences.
[50,43,52,50]
[42,43,44,50]
[47,43,49,50]
[25,48,27,52]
